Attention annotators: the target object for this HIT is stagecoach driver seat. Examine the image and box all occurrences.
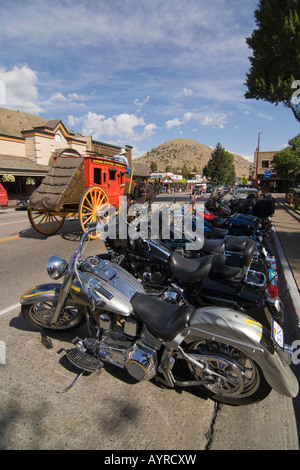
[113,148,131,175]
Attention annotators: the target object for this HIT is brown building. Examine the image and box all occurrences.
[253,149,292,193]
[0,107,132,203]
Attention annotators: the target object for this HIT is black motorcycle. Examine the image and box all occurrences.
[103,225,283,329]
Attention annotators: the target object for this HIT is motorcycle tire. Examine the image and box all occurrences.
[176,339,271,406]
[21,299,86,332]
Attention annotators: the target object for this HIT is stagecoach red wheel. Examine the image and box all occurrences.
[79,186,110,239]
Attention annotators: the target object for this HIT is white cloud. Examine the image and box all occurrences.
[166,118,185,129]
[166,111,229,130]
[258,113,273,122]
[134,96,150,107]
[196,112,229,129]
[0,65,43,113]
[68,111,157,143]
[40,91,89,109]
[183,88,193,96]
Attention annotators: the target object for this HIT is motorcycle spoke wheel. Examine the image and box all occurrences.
[22,300,85,332]
[186,340,271,405]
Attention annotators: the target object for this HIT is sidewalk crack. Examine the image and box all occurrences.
[205,402,222,450]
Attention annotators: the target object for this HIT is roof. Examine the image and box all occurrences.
[0,108,48,138]
[0,107,79,139]
[0,154,49,176]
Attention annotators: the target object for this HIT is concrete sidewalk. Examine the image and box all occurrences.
[271,195,300,332]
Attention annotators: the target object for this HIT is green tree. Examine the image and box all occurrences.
[203,143,236,185]
[150,161,158,171]
[245,0,300,122]
[272,134,300,184]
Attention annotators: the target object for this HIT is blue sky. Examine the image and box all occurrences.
[0,0,299,162]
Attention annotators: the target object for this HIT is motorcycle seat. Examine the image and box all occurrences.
[201,238,226,254]
[211,217,228,229]
[223,235,249,251]
[169,251,215,283]
[169,243,255,283]
[131,292,195,341]
[209,254,247,282]
[210,227,228,237]
[209,238,256,282]
[201,236,250,254]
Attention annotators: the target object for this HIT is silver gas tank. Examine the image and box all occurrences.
[80,256,146,316]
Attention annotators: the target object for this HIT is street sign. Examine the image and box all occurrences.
[264,170,271,179]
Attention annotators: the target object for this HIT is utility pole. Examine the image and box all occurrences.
[255,132,262,186]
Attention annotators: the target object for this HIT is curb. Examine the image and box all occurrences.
[272,227,300,336]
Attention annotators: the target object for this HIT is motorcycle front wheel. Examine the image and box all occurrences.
[21,299,86,332]
[179,339,271,406]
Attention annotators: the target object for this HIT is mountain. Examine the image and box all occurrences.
[135,138,251,178]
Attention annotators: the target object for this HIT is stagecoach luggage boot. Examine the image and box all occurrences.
[29,157,84,211]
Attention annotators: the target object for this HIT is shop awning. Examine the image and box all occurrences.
[0,155,49,176]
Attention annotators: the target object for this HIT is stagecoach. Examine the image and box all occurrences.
[28,148,151,237]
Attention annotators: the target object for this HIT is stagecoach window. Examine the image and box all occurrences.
[94,168,101,184]
[109,169,117,180]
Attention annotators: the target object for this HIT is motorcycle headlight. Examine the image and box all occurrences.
[47,255,68,279]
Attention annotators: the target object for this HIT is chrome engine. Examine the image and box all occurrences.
[70,332,158,382]
[69,307,158,383]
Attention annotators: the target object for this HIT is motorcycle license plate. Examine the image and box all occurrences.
[272,319,284,349]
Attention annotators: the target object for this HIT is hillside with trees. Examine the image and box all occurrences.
[135,139,251,178]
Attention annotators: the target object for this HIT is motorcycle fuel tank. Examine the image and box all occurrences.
[70,256,146,316]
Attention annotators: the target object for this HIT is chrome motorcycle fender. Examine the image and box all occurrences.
[21,283,61,305]
[179,306,299,398]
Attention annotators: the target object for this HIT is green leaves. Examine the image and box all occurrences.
[203,143,236,185]
[272,134,300,182]
[245,0,300,122]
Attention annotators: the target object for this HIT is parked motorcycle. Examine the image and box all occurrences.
[154,209,279,303]
[205,190,274,236]
[103,219,283,328]
[20,221,298,405]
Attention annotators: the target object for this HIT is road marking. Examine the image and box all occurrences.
[0,303,20,317]
[0,235,20,242]
[0,219,28,226]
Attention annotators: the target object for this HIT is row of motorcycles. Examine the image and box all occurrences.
[20,189,299,405]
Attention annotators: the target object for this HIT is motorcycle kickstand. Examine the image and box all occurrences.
[57,371,84,394]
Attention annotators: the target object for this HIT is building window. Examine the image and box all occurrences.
[261,160,269,168]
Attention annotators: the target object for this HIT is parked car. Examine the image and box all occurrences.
[15,197,29,210]
[0,183,8,206]
[206,186,214,193]
[232,187,259,199]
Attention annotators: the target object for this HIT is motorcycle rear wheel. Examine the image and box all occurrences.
[180,340,271,405]
[21,299,85,332]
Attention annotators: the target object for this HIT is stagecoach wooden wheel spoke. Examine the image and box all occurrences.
[79,186,110,239]
[28,208,65,236]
